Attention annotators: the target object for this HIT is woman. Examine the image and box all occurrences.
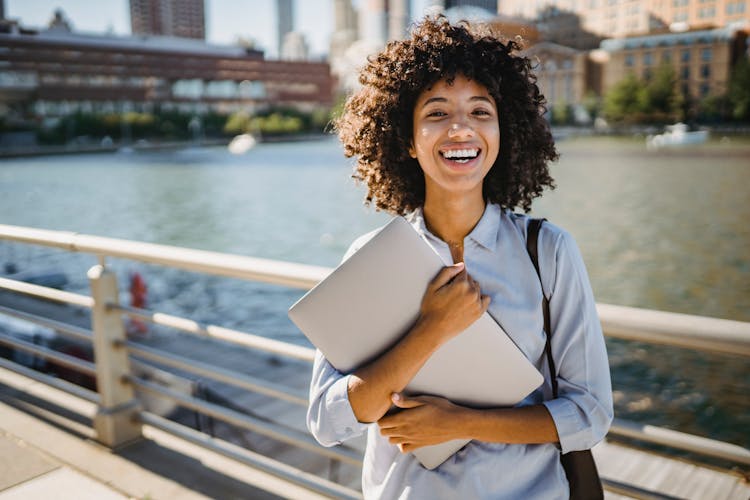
[307,17,613,499]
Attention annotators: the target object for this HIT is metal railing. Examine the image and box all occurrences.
[1,224,749,499]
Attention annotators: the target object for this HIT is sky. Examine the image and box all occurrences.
[6,0,432,58]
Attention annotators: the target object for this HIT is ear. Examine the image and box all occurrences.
[408,142,417,159]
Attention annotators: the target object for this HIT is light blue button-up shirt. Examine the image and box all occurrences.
[307,203,613,499]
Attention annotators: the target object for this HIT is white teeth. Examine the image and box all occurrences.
[442,149,479,159]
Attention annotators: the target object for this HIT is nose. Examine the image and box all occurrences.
[448,121,475,139]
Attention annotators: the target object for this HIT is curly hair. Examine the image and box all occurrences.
[336,16,558,215]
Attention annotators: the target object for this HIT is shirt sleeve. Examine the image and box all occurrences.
[540,229,614,454]
[306,350,369,446]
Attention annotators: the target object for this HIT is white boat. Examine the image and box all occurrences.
[228,133,257,155]
[646,123,708,150]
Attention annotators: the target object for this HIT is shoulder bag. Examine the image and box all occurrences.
[526,218,604,500]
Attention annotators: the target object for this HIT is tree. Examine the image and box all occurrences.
[643,63,683,123]
[602,73,647,123]
[728,57,750,121]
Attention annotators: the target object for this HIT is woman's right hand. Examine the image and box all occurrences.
[417,262,491,345]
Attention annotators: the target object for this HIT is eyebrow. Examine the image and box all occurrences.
[422,95,493,108]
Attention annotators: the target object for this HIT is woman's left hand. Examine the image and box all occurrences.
[377,393,468,453]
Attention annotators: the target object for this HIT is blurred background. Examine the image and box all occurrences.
[1,0,748,461]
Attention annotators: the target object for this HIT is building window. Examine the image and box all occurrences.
[701,48,712,61]
[700,83,710,97]
[643,52,653,66]
[674,11,689,21]
[681,49,691,62]
[625,53,635,67]
[682,66,690,80]
[662,50,672,63]
[701,64,711,78]
[699,6,716,17]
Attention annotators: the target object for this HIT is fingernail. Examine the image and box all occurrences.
[392,393,401,402]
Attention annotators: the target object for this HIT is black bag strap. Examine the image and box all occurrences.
[526,218,558,399]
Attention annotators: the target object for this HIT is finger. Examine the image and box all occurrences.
[428,262,465,292]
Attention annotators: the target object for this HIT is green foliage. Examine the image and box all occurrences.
[642,64,683,123]
[551,101,571,125]
[32,105,334,145]
[223,111,251,135]
[603,73,646,123]
[603,66,684,124]
[728,57,750,121]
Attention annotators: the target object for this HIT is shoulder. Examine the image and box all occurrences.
[341,225,387,263]
[505,210,581,295]
[505,210,570,251]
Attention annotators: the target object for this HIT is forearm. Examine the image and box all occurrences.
[348,318,442,423]
[462,404,559,445]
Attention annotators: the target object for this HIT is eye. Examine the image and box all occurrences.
[426,110,447,118]
[472,108,492,117]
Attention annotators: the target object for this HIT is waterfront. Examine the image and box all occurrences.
[1,135,749,450]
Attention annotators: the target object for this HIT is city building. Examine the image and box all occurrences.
[498,0,750,38]
[522,42,588,117]
[0,24,334,120]
[277,0,293,56]
[130,0,205,40]
[599,25,749,101]
[535,7,603,51]
[281,31,310,61]
[445,0,496,11]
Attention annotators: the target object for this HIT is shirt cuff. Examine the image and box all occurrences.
[543,397,586,454]
[325,374,365,439]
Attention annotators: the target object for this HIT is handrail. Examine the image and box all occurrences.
[121,340,309,406]
[125,374,363,466]
[0,276,94,308]
[111,302,315,362]
[0,305,93,343]
[0,332,97,377]
[609,419,750,466]
[0,224,329,290]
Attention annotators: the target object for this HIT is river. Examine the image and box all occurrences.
[1,135,748,451]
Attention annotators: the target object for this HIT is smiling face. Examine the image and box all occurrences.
[410,74,500,206]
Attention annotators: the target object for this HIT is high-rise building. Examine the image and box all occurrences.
[277,0,293,57]
[130,0,205,40]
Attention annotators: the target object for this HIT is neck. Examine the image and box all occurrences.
[422,193,486,246]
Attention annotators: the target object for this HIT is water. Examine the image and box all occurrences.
[1,136,749,450]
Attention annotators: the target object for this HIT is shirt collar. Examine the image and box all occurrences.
[407,202,501,252]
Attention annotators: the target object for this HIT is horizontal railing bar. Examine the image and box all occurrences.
[0,224,329,290]
[111,303,315,362]
[0,356,100,404]
[0,305,93,343]
[0,276,94,308]
[0,332,97,377]
[610,418,750,466]
[125,375,363,466]
[121,340,309,406]
[601,478,682,500]
[139,411,362,500]
[598,303,750,357]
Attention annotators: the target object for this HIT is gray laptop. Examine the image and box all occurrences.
[289,216,543,469]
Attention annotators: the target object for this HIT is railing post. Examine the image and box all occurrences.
[88,263,142,447]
